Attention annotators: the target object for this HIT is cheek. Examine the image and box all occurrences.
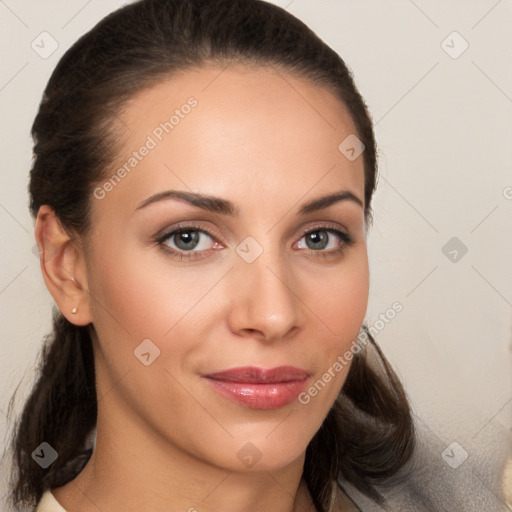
[86,241,201,341]
[292,248,369,401]
[302,248,369,343]
[84,244,207,418]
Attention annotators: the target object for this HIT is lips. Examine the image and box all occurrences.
[203,366,310,409]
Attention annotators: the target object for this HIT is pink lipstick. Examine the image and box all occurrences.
[203,366,310,409]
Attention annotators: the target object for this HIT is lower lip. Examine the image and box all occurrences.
[204,377,309,409]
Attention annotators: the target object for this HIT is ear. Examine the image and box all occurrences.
[34,205,92,326]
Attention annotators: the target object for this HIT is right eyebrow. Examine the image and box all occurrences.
[135,190,239,216]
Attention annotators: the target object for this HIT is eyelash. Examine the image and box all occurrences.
[154,223,354,261]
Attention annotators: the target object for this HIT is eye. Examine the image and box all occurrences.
[155,223,354,262]
[165,229,209,251]
[294,226,353,256]
[156,224,222,261]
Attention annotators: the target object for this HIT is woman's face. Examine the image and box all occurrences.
[83,64,369,473]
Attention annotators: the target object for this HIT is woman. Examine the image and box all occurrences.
[6,0,418,510]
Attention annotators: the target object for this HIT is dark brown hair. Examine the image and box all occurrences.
[7,0,415,510]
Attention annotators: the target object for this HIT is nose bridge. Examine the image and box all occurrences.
[228,239,299,340]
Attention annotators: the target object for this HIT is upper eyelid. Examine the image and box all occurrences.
[157,224,219,243]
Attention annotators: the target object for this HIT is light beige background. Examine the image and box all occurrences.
[1,1,511,510]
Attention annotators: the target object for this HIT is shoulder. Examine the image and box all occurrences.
[338,420,511,511]
[35,491,68,512]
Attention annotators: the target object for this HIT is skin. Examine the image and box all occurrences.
[36,63,368,512]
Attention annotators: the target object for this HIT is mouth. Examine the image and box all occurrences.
[202,366,310,409]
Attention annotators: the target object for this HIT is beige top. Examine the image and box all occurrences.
[35,487,358,512]
[35,491,67,512]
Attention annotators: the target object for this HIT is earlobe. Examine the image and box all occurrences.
[34,205,92,326]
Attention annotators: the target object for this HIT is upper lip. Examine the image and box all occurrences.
[203,365,310,383]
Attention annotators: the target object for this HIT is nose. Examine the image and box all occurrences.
[227,249,300,343]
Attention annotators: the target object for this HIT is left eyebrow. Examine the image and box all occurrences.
[298,190,363,214]
[134,189,363,216]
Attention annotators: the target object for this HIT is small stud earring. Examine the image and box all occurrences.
[71,307,78,314]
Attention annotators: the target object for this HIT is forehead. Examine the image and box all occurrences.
[96,64,365,218]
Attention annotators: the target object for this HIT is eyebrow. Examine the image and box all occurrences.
[134,189,363,216]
